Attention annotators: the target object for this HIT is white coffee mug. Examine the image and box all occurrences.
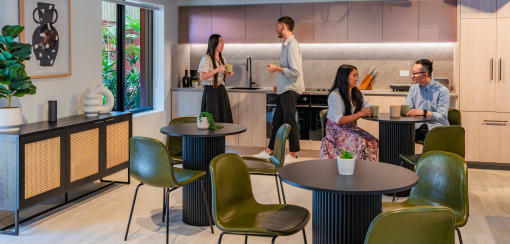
[390,105,401,118]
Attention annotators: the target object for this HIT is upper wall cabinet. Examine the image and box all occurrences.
[212,6,246,43]
[420,0,457,42]
[382,0,419,42]
[348,1,383,42]
[246,4,281,43]
[461,0,497,18]
[179,7,212,43]
[281,4,315,43]
[314,2,348,43]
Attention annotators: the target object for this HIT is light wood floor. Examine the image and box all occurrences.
[1,147,509,244]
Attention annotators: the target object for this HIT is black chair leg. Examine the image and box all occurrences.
[278,176,287,204]
[218,232,225,244]
[456,228,463,244]
[200,179,215,234]
[166,188,170,244]
[245,235,248,244]
[302,229,307,244]
[162,188,167,222]
[274,174,282,204]
[271,236,277,244]
[392,193,396,202]
[124,183,143,241]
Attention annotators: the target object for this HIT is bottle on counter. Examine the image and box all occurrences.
[182,70,190,88]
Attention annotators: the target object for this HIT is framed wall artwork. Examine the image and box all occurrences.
[19,0,71,78]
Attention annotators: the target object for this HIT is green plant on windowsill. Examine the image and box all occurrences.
[337,149,354,160]
[0,25,36,108]
[199,112,224,130]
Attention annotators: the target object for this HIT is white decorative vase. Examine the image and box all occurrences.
[83,85,115,117]
[337,157,356,175]
[0,107,24,132]
[84,89,101,117]
[197,116,209,129]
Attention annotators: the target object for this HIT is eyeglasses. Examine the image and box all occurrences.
[410,71,426,76]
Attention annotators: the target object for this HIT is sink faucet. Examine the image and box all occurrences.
[246,56,255,88]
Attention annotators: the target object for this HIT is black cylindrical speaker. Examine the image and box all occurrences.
[48,100,57,122]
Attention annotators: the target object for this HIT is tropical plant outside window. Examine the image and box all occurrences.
[102,2,153,112]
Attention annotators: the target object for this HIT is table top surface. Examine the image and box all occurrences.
[279,159,418,194]
[160,123,247,137]
[361,113,434,123]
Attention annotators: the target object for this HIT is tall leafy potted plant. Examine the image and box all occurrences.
[0,25,36,129]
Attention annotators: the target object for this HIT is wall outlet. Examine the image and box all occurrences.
[400,70,409,77]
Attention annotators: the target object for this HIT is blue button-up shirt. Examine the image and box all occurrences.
[276,36,305,95]
[406,80,450,129]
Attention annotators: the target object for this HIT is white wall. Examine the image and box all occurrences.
[0,0,179,141]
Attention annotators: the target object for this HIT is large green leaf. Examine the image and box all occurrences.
[11,79,32,90]
[0,36,5,45]
[2,51,13,60]
[1,25,24,38]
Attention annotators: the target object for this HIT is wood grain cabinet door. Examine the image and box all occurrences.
[419,0,457,42]
[460,0,497,18]
[462,112,499,162]
[20,131,66,208]
[496,18,510,112]
[497,0,510,18]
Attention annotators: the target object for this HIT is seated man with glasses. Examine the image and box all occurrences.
[406,59,450,142]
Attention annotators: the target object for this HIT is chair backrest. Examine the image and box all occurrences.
[364,206,456,244]
[448,108,461,125]
[269,124,291,169]
[423,125,465,158]
[410,151,469,227]
[320,109,328,139]
[209,153,258,229]
[130,137,178,187]
[166,116,197,157]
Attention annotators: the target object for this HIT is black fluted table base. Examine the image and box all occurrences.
[182,136,225,226]
[312,191,381,244]
[379,122,415,197]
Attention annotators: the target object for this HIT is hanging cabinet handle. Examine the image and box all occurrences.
[483,120,508,126]
[499,58,502,82]
[490,58,494,81]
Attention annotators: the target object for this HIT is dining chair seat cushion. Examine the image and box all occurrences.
[242,156,278,174]
[399,154,422,166]
[218,203,310,236]
[174,168,206,186]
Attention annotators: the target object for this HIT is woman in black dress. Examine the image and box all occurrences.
[198,34,234,123]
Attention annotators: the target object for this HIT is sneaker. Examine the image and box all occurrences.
[252,150,271,159]
[284,154,298,163]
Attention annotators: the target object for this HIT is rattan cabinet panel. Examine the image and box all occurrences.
[106,120,129,169]
[69,128,100,182]
[24,137,62,199]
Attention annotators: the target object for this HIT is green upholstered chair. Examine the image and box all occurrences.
[400,125,465,167]
[242,124,291,204]
[210,153,310,244]
[125,137,214,244]
[166,116,197,163]
[448,108,462,126]
[383,151,469,244]
[364,206,456,244]
[320,109,328,139]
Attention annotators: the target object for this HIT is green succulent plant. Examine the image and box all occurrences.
[199,111,224,130]
[338,149,354,159]
[0,25,36,108]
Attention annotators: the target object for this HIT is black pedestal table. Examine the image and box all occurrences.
[279,159,418,244]
[160,123,246,226]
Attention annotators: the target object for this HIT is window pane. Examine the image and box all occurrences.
[124,6,152,111]
[102,1,118,109]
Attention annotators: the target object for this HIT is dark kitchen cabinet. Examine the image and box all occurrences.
[212,6,246,43]
[246,4,281,43]
[179,7,212,43]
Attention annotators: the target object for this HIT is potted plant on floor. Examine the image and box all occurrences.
[337,149,356,175]
[0,25,36,130]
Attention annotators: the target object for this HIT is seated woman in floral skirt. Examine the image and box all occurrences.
[320,64,378,161]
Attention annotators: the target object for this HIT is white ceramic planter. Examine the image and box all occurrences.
[0,107,24,131]
[337,157,356,175]
[197,116,209,129]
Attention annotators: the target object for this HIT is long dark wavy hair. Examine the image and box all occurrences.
[329,64,364,116]
[206,34,225,87]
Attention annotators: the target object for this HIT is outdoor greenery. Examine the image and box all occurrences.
[102,15,141,110]
[0,25,36,108]
[338,149,354,159]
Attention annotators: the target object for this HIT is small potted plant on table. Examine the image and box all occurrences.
[337,149,356,175]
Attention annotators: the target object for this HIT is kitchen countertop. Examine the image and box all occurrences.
[172,87,458,97]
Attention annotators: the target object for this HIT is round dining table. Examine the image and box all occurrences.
[160,123,246,226]
[279,159,418,244]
